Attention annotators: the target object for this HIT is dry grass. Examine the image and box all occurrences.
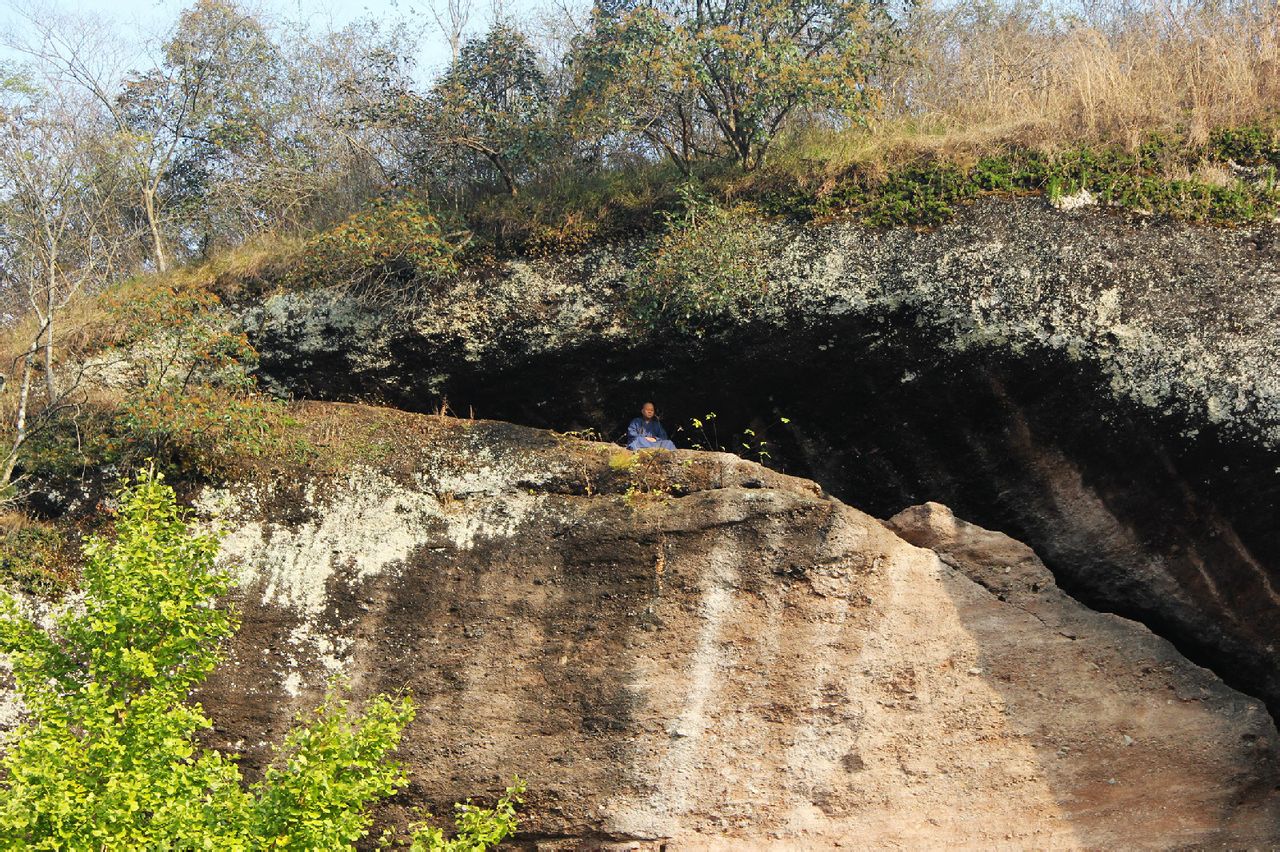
[747,118,1024,183]
[725,0,1280,201]
[0,510,33,535]
[0,233,301,381]
[888,0,1280,151]
[169,232,303,304]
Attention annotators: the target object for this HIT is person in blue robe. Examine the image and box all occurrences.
[627,401,676,450]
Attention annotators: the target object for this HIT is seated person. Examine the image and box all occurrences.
[627,402,676,451]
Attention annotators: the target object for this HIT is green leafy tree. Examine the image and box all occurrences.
[629,184,771,332]
[419,23,553,195]
[568,7,707,173]
[0,469,522,849]
[5,1,278,272]
[571,0,901,170]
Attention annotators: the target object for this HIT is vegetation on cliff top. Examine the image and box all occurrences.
[0,0,1275,274]
[0,0,1275,569]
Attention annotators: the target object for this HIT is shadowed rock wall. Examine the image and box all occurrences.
[243,199,1280,718]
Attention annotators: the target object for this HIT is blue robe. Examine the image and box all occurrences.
[627,417,676,451]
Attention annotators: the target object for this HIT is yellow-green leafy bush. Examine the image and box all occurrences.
[0,470,412,848]
[294,198,462,291]
[0,469,524,849]
[628,186,771,334]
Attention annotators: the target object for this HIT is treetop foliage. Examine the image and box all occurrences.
[426,24,555,195]
[570,0,900,170]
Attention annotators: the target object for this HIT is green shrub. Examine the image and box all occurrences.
[408,778,525,851]
[0,469,523,850]
[294,198,463,291]
[113,385,293,479]
[798,134,1280,228]
[105,281,291,478]
[1209,123,1280,168]
[858,163,976,226]
[628,185,771,334]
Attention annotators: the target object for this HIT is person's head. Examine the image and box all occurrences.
[640,401,656,420]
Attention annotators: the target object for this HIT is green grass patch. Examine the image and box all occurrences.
[775,129,1279,227]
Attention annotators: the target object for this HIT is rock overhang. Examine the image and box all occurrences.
[239,199,1280,722]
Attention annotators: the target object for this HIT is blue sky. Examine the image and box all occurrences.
[0,0,548,80]
[82,0,427,40]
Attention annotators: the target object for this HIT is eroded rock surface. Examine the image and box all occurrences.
[195,405,1280,849]
[247,200,1280,445]
[241,199,1280,719]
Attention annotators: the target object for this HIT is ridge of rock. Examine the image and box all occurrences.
[194,404,1280,849]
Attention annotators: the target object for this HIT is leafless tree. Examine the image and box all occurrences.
[1,4,180,272]
[425,0,475,62]
[0,84,127,490]
[1,1,285,273]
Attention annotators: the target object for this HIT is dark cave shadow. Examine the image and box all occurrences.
[413,317,1280,723]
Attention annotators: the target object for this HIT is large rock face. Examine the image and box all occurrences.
[195,404,1279,849]
[247,201,1280,444]
[240,198,1280,720]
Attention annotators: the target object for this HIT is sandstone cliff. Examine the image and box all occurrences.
[239,198,1280,725]
[194,403,1280,849]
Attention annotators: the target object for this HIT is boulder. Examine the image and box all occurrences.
[195,404,1280,848]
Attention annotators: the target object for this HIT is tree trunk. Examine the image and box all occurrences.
[490,155,518,196]
[1,345,38,489]
[733,128,754,171]
[491,157,517,194]
[143,186,168,273]
[43,263,56,403]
